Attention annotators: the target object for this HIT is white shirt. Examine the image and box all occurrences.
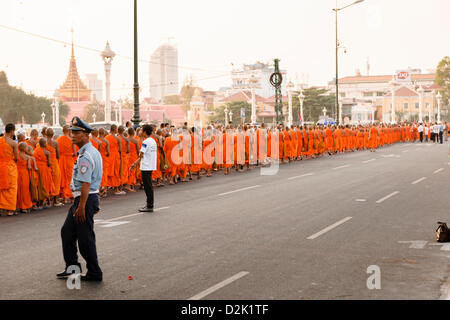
[418,125,424,133]
[433,125,440,134]
[424,126,429,134]
[140,137,157,171]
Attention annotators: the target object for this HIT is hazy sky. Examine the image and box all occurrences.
[0,0,449,100]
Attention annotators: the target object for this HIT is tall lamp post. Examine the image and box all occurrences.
[436,91,442,123]
[417,85,424,123]
[286,81,294,127]
[298,90,305,125]
[333,0,364,122]
[100,41,115,123]
[132,0,141,127]
[224,107,229,125]
[389,77,397,124]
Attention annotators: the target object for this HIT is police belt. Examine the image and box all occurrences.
[72,190,99,198]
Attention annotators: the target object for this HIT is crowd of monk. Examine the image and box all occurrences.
[0,120,426,216]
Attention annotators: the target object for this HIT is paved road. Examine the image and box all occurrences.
[1,141,449,300]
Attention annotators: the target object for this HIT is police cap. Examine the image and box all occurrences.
[70,116,93,133]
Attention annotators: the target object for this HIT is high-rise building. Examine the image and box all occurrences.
[149,43,179,103]
[84,74,103,102]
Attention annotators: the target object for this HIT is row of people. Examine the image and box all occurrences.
[0,121,425,216]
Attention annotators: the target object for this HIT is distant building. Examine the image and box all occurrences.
[327,68,437,122]
[230,62,287,98]
[149,43,179,103]
[84,74,103,102]
[57,40,91,102]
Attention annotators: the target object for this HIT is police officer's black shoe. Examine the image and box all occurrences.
[139,206,153,213]
[80,274,103,282]
[56,268,82,279]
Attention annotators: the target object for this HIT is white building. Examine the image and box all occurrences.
[230,62,287,98]
[149,43,179,103]
[328,68,436,121]
[83,74,103,102]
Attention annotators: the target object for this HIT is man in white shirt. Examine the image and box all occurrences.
[433,123,440,143]
[424,125,429,142]
[130,124,157,212]
[417,123,424,143]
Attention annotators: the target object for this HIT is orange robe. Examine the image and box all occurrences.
[16,156,33,210]
[47,144,61,197]
[0,138,18,211]
[106,134,121,187]
[99,140,111,188]
[57,135,75,199]
[164,136,179,177]
[151,136,162,179]
[325,128,333,152]
[33,145,54,198]
[128,140,139,185]
[120,136,129,185]
[296,130,303,158]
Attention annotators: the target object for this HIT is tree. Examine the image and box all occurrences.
[0,71,68,124]
[291,88,336,123]
[436,56,450,106]
[83,102,115,123]
[209,101,251,126]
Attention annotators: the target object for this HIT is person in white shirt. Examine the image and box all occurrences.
[417,123,424,143]
[433,123,440,143]
[424,125,429,142]
[130,124,157,212]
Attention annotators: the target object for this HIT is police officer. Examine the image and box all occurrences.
[57,117,103,282]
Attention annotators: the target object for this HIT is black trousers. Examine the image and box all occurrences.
[440,132,443,144]
[419,132,423,142]
[141,170,154,209]
[61,194,102,278]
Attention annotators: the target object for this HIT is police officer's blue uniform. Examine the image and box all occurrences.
[60,117,103,280]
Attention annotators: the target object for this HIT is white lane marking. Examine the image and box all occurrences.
[100,221,131,228]
[411,177,427,185]
[355,199,367,202]
[188,271,249,300]
[103,207,170,222]
[333,164,350,170]
[398,240,428,249]
[362,159,376,163]
[430,243,450,251]
[288,173,314,180]
[218,185,260,196]
[434,168,444,174]
[307,217,352,240]
[402,150,409,153]
[381,154,395,158]
[376,191,399,204]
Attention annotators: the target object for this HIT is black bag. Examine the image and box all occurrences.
[436,222,450,242]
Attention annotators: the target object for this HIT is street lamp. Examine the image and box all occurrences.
[286,81,294,127]
[224,107,229,125]
[93,113,97,123]
[333,0,365,123]
[100,41,115,123]
[417,85,424,123]
[436,91,442,123]
[298,90,305,125]
[229,110,233,122]
[117,98,123,125]
[41,112,46,125]
[132,0,141,127]
[53,89,61,127]
[389,77,397,124]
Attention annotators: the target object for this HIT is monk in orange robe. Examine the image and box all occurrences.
[45,128,62,206]
[151,130,163,186]
[126,127,140,190]
[202,128,214,176]
[16,142,35,213]
[0,124,18,215]
[106,125,123,194]
[368,125,379,152]
[190,128,202,178]
[295,126,303,160]
[33,138,53,207]
[98,128,110,196]
[283,127,292,162]
[118,126,130,191]
[56,125,76,202]
[164,132,180,184]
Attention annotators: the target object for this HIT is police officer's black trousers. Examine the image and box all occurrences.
[141,170,154,209]
[61,194,102,278]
